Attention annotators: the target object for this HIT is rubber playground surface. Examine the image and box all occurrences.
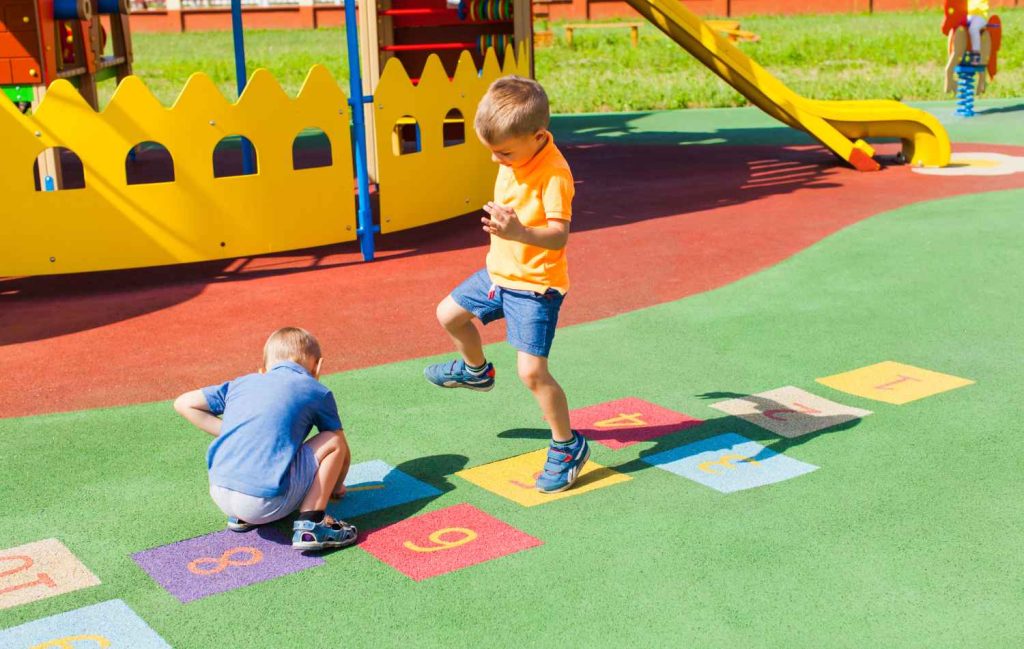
[2,99,1023,648]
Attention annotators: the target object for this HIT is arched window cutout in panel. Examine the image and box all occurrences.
[293,127,333,170]
[443,108,466,147]
[213,136,258,178]
[126,141,175,185]
[32,147,85,191]
[392,116,421,156]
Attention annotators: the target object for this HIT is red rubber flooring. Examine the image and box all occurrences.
[2,142,1022,418]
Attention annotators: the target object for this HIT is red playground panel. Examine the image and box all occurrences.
[358,503,542,581]
[569,397,704,449]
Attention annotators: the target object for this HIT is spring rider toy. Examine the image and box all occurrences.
[943,0,1002,117]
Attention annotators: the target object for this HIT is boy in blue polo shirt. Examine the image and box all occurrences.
[173,327,357,551]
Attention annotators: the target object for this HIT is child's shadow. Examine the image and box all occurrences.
[286,454,469,555]
[499,391,863,477]
[346,454,469,529]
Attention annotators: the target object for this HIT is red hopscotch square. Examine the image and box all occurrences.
[570,397,704,450]
[358,504,541,581]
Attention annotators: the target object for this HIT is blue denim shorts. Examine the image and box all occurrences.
[450,268,566,358]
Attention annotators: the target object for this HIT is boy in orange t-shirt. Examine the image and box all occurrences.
[424,75,588,493]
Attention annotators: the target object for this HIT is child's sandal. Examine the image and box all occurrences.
[292,516,358,551]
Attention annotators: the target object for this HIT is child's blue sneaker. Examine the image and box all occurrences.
[292,516,358,551]
[226,516,256,532]
[424,359,495,391]
[535,432,590,494]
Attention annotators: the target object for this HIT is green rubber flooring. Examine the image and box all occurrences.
[2,183,1021,647]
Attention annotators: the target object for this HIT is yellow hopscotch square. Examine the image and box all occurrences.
[0,538,101,610]
[456,449,630,507]
[817,361,974,405]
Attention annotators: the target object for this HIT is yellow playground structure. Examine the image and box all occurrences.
[0,0,952,278]
[0,49,528,276]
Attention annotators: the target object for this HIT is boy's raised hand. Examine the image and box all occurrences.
[482,202,525,241]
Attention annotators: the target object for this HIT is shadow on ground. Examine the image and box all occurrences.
[2,137,852,345]
[498,390,862,480]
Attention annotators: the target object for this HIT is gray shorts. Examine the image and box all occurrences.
[209,445,319,525]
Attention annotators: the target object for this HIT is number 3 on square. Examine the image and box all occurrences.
[30,636,110,649]
[403,528,478,553]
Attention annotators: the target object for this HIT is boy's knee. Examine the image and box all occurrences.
[436,300,456,328]
[435,302,451,327]
[517,364,548,390]
[328,431,349,454]
[312,430,348,461]
[436,296,471,330]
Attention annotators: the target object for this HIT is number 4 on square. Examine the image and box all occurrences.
[593,413,648,428]
[570,398,703,449]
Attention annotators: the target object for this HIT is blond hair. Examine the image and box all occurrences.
[263,327,322,368]
[474,75,549,144]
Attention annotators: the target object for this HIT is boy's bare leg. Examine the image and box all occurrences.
[437,296,486,367]
[516,351,572,443]
[299,431,350,513]
[330,451,351,499]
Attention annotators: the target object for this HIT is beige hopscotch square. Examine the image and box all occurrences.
[456,449,631,507]
[709,386,873,438]
[817,361,975,405]
[0,538,101,610]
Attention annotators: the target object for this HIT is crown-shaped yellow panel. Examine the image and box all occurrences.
[374,45,531,234]
[0,66,355,276]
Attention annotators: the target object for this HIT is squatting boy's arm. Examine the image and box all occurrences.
[173,390,223,437]
[482,202,570,250]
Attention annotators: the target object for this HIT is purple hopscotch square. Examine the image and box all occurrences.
[131,527,324,603]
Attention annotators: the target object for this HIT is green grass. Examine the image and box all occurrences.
[541,10,1024,111]
[98,10,1023,111]
[2,188,1022,647]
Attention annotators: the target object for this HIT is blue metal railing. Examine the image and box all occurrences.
[344,0,377,261]
[230,0,257,173]
[228,0,375,259]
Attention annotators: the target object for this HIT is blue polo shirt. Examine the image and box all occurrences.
[202,361,342,498]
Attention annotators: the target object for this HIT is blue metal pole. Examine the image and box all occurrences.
[231,0,256,174]
[345,0,377,261]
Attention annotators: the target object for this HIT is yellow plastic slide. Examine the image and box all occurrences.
[623,0,952,170]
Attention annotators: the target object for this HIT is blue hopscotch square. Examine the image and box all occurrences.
[641,433,818,493]
[0,599,171,648]
[327,460,442,519]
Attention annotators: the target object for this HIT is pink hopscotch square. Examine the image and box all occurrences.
[358,504,541,582]
[570,397,704,449]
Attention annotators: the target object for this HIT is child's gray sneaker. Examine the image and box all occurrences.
[424,359,495,391]
[227,516,256,532]
[536,431,591,494]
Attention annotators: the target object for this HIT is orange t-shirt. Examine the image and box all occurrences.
[486,133,575,294]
